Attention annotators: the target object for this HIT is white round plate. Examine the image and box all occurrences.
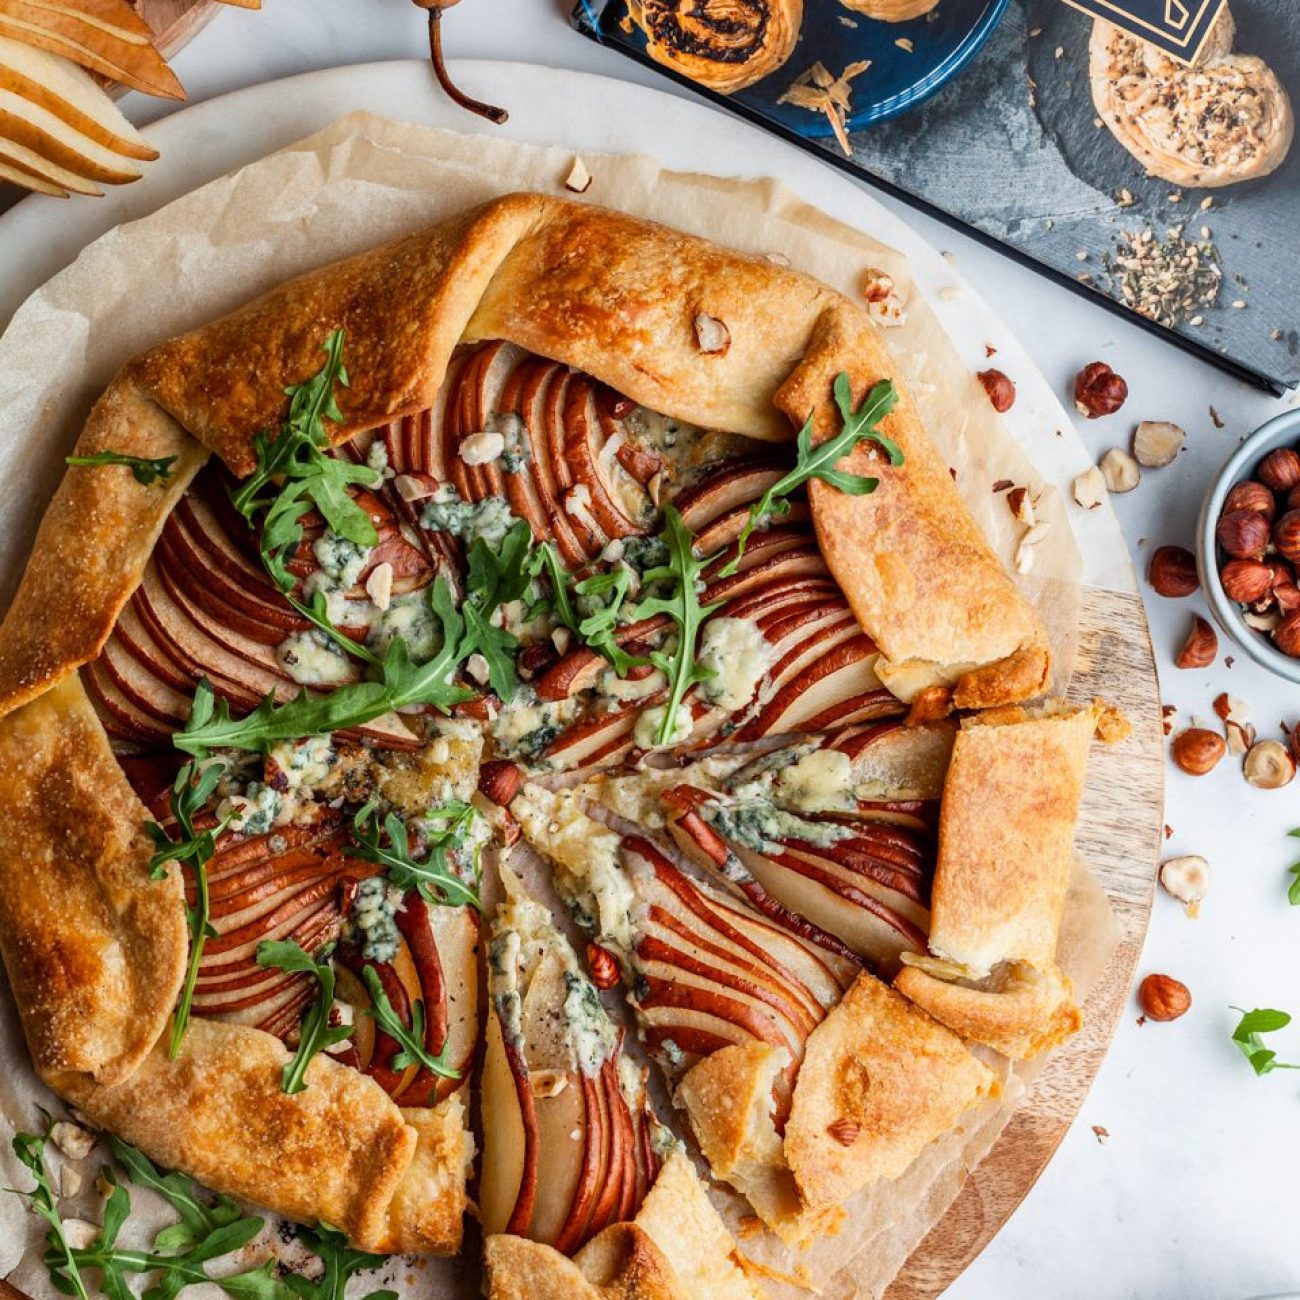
[0,58,1132,593]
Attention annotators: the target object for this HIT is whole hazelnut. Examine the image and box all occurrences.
[1219,558,1273,604]
[1216,508,1271,560]
[1272,610,1300,658]
[1274,509,1300,565]
[1171,727,1225,775]
[1288,483,1300,511]
[1257,447,1300,493]
[1243,739,1296,789]
[1223,479,1276,521]
[1175,615,1217,669]
[1138,973,1191,1021]
[1073,361,1128,418]
[477,759,523,807]
[1147,545,1199,597]
[977,368,1016,413]
[1276,583,1300,615]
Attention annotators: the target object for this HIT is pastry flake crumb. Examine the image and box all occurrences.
[778,59,872,156]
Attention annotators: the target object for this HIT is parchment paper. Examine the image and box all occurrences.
[0,112,1112,1298]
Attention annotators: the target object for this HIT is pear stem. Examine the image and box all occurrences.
[427,9,508,125]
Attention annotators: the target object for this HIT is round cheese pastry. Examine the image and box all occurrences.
[838,0,939,22]
[1090,11,1294,189]
[627,0,802,94]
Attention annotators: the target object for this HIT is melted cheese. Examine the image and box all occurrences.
[698,616,774,712]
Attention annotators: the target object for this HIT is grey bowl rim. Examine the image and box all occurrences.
[1196,406,1300,685]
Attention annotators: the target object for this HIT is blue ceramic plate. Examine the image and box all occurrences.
[765,0,1010,137]
[575,0,1010,138]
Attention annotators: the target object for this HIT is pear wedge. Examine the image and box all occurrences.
[0,96,142,184]
[0,130,98,193]
[0,37,156,161]
[0,0,184,100]
[0,151,63,194]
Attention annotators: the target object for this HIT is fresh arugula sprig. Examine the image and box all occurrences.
[1230,1006,1300,1076]
[632,504,722,746]
[720,374,901,577]
[526,542,643,677]
[1285,827,1300,905]
[255,940,353,1094]
[10,1128,287,1300]
[229,330,382,593]
[350,801,482,909]
[283,1225,395,1300]
[360,965,459,1079]
[66,451,179,487]
[145,757,234,1059]
[460,519,535,702]
[107,1137,248,1252]
[171,584,475,758]
[11,1125,89,1300]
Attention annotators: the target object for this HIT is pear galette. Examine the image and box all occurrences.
[0,193,1104,1293]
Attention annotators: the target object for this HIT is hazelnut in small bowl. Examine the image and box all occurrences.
[1197,409,1300,684]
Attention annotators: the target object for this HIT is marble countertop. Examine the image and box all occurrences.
[7,0,1300,1294]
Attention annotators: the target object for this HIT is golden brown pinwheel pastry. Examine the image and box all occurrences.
[626,0,802,95]
[895,701,1099,1059]
[838,0,938,22]
[1090,8,1294,188]
[0,193,1057,1264]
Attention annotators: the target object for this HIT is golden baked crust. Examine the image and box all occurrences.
[56,1017,422,1250]
[783,973,997,1209]
[894,702,1097,1058]
[485,1152,761,1300]
[0,673,185,1086]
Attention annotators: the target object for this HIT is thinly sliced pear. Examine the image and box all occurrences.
[0,0,184,100]
[0,150,62,194]
[0,38,156,160]
[480,1012,529,1236]
[0,96,141,183]
[0,131,97,193]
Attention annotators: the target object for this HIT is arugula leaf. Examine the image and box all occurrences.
[360,965,459,1079]
[1230,1006,1300,1075]
[456,519,538,702]
[228,331,381,592]
[1286,827,1300,905]
[108,1137,245,1252]
[577,571,645,677]
[171,583,475,758]
[11,1126,289,1300]
[11,1124,89,1300]
[144,753,233,1058]
[632,504,722,746]
[721,374,900,577]
[284,1224,394,1300]
[66,451,179,487]
[350,801,482,909]
[526,541,581,632]
[255,940,353,1094]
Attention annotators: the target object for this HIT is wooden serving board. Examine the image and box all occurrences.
[138,0,223,61]
[889,585,1164,1298]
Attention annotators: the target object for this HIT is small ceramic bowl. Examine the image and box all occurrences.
[1196,407,1300,685]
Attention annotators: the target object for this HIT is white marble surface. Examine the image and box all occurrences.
[5,1,1300,1295]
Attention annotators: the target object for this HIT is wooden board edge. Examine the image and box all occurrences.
[886,586,1165,1298]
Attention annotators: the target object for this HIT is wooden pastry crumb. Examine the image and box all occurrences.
[778,59,872,156]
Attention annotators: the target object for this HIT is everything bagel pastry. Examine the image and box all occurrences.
[1090,7,1294,189]
[0,188,1083,1288]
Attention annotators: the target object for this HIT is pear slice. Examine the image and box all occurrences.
[0,96,141,184]
[0,130,98,193]
[0,0,184,100]
[0,37,156,161]
[0,150,64,194]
